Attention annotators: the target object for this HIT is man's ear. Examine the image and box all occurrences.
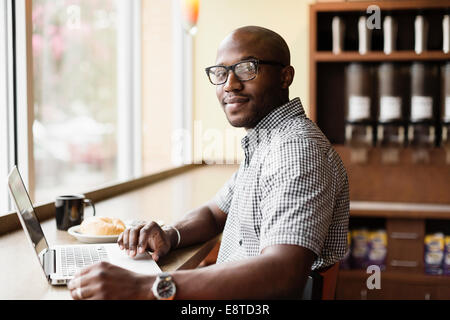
[280,66,295,89]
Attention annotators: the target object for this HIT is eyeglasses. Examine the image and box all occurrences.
[205,59,285,85]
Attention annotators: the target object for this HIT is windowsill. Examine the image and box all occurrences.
[0,163,203,235]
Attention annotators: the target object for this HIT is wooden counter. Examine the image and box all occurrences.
[0,164,237,299]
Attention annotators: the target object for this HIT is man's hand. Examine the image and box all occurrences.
[67,261,154,300]
[117,221,171,261]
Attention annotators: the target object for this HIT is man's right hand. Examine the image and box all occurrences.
[117,222,171,261]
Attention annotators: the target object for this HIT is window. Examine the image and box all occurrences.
[32,0,122,203]
[1,0,191,215]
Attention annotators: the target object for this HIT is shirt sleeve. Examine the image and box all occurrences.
[259,138,335,257]
[213,168,240,214]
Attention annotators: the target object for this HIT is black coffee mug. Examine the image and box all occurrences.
[55,194,96,230]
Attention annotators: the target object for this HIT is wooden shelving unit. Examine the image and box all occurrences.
[309,1,450,300]
[314,51,450,63]
[337,270,450,300]
[335,146,450,204]
[350,201,450,220]
[311,0,450,11]
[339,269,450,286]
[309,0,450,124]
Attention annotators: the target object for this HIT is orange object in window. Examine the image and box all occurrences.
[181,0,200,33]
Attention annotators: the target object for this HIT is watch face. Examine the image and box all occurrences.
[157,279,176,299]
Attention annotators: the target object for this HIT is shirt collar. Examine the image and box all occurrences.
[241,97,305,154]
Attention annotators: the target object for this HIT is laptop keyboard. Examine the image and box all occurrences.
[59,246,109,277]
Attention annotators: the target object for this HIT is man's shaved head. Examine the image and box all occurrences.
[218,26,291,66]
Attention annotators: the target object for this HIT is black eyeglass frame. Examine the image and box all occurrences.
[205,59,286,85]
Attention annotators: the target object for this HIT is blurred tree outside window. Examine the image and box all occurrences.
[32,0,118,203]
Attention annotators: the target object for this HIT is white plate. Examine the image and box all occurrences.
[67,220,165,244]
[68,225,120,244]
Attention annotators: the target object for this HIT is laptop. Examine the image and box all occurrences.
[7,166,161,285]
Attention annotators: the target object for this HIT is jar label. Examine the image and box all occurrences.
[445,96,450,122]
[379,96,401,121]
[348,96,371,121]
[411,96,433,121]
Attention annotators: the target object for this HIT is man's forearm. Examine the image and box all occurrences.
[169,202,225,249]
[168,245,315,300]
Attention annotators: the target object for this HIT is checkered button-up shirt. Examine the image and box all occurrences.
[214,97,349,270]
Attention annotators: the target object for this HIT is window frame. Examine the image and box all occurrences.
[0,0,16,213]
[117,0,143,180]
[1,0,34,211]
[14,0,35,201]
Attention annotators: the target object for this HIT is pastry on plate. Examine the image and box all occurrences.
[79,216,126,236]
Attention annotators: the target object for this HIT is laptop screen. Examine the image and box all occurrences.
[7,167,49,260]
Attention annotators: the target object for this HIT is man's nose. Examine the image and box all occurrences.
[223,70,243,92]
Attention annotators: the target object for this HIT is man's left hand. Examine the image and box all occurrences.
[67,261,154,300]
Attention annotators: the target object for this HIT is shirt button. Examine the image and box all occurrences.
[239,239,243,246]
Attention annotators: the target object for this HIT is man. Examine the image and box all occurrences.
[68,26,349,300]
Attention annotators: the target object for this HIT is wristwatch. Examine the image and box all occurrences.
[152,272,177,300]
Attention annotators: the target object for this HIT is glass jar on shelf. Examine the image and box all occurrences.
[345,63,374,164]
[408,62,438,164]
[377,63,406,164]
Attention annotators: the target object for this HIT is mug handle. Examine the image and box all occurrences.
[83,199,96,217]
